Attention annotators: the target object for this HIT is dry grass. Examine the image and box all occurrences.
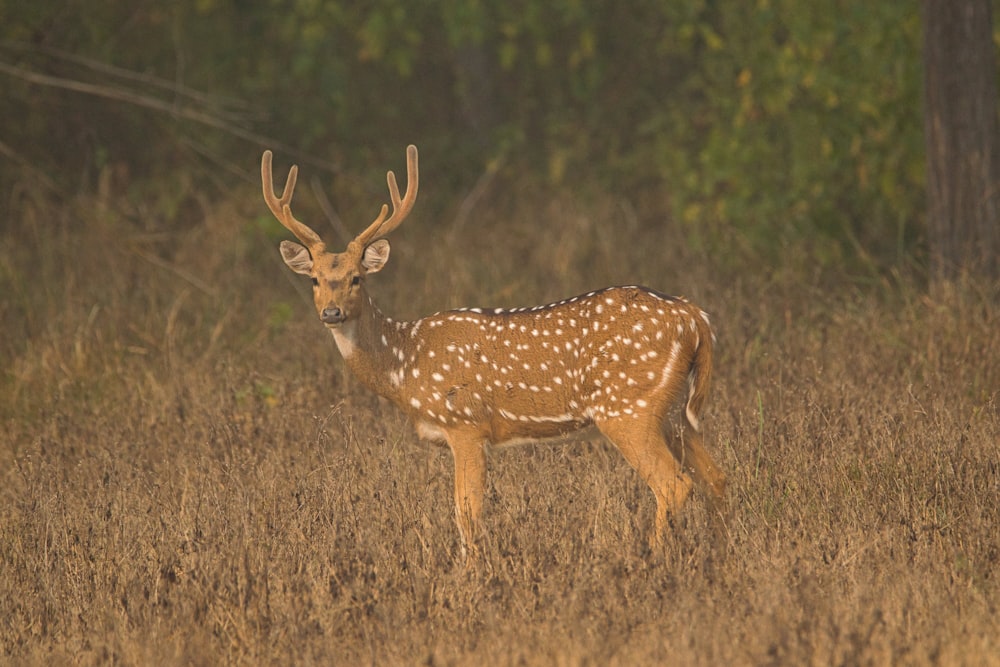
[1,174,998,666]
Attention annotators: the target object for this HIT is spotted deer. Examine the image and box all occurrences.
[262,145,726,556]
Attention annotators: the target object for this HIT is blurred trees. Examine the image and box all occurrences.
[923,0,999,282]
[0,1,994,276]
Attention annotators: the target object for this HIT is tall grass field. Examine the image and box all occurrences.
[2,168,997,665]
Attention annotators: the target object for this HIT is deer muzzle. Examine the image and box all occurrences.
[320,306,345,325]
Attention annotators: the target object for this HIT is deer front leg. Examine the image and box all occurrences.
[447,434,487,559]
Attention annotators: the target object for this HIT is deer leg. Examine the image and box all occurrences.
[666,418,727,499]
[447,435,487,558]
[679,420,727,499]
[597,416,693,548]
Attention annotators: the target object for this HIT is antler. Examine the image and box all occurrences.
[261,150,325,252]
[354,145,419,247]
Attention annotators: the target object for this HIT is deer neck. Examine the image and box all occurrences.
[329,290,408,402]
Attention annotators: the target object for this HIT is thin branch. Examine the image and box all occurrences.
[0,40,259,121]
[131,246,217,297]
[310,175,353,245]
[0,139,60,193]
[0,58,342,176]
[451,153,505,232]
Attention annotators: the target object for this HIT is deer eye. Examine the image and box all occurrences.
[351,275,361,287]
[311,277,319,287]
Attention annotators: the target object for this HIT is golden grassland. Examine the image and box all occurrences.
[1,177,998,665]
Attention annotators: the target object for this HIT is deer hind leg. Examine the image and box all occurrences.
[678,417,727,499]
[668,416,726,499]
[596,415,693,548]
[446,433,487,558]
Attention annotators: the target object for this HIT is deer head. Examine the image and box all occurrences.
[260,145,419,327]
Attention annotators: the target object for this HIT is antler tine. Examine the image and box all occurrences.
[355,145,419,246]
[261,150,325,251]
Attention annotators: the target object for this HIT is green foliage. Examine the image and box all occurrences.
[667,2,926,268]
[0,0,929,271]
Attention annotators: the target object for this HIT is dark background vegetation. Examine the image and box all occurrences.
[1,1,998,664]
[0,1,945,266]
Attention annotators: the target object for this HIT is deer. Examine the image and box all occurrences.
[261,145,726,557]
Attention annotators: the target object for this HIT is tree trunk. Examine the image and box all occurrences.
[922,0,1000,281]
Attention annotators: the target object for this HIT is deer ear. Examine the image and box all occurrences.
[280,240,313,275]
[361,239,391,274]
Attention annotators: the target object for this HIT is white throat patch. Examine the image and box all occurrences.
[330,322,358,359]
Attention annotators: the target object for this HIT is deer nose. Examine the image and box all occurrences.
[320,306,344,324]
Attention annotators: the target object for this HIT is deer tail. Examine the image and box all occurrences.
[685,312,715,432]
